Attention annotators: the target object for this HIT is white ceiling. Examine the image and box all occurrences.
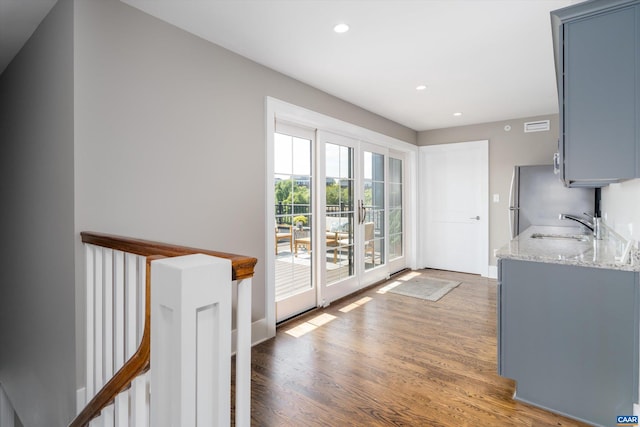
[1,0,586,131]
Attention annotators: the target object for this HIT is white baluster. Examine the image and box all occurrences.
[236,277,252,427]
[101,403,114,427]
[114,391,128,427]
[113,250,125,371]
[130,373,148,426]
[95,247,104,392]
[125,253,138,359]
[137,256,146,345]
[150,254,232,427]
[85,245,95,402]
[103,249,114,379]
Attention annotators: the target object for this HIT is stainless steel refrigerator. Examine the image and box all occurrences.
[509,165,595,238]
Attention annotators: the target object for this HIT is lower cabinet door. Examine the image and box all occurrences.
[499,259,638,427]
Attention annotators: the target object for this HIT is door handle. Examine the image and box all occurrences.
[358,200,366,224]
[469,216,480,220]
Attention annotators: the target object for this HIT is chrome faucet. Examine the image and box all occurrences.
[559,213,602,239]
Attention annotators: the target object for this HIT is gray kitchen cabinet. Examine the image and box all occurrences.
[551,0,640,187]
[497,258,639,427]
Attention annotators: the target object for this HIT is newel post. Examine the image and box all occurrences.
[150,254,232,426]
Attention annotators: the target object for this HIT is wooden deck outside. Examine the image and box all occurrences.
[275,241,353,301]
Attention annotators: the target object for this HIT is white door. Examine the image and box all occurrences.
[273,123,317,322]
[319,132,359,303]
[318,133,391,304]
[359,142,389,286]
[387,152,407,274]
[419,141,488,275]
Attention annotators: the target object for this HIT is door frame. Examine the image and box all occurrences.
[265,97,418,338]
[418,140,489,277]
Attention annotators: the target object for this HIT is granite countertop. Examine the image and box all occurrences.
[496,225,640,272]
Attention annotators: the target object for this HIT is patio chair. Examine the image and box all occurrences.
[364,222,375,264]
[275,224,293,255]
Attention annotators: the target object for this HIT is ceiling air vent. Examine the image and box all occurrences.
[524,120,550,133]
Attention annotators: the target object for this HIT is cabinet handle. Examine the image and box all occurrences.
[553,152,560,175]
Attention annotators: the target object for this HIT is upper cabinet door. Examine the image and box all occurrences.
[552,1,640,187]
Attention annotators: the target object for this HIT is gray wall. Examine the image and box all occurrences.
[418,114,559,266]
[0,0,76,425]
[73,0,415,385]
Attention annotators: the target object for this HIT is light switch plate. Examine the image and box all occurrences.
[493,193,500,203]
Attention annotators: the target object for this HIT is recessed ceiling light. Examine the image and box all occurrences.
[453,112,463,117]
[416,85,427,91]
[334,23,350,33]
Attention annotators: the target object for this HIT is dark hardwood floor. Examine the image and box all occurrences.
[238,269,590,426]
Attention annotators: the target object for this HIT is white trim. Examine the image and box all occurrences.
[265,99,277,339]
[487,265,498,279]
[405,149,419,270]
[231,317,270,354]
[479,141,490,277]
[266,97,417,153]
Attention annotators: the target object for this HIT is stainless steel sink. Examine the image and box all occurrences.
[530,233,589,242]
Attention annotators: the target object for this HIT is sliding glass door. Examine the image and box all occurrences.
[362,147,385,272]
[320,135,390,303]
[359,143,389,286]
[272,125,407,321]
[273,123,316,322]
[320,133,359,302]
[388,152,406,273]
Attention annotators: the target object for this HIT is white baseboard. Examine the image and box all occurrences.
[232,317,270,355]
[487,265,498,279]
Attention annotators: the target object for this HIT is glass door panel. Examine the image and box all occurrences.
[274,127,316,322]
[362,151,385,272]
[325,143,355,285]
[388,157,403,261]
[319,132,361,304]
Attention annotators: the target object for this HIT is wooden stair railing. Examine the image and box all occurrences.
[69,232,258,427]
[81,232,257,281]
